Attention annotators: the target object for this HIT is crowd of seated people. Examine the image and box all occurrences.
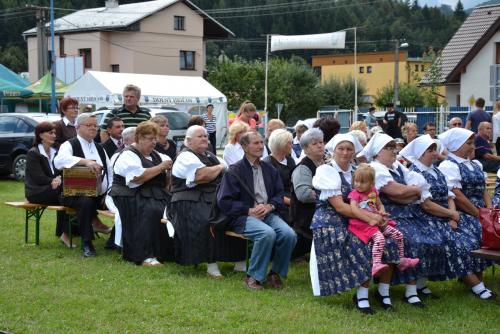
[23,94,499,313]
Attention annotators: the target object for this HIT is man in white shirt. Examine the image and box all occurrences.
[54,113,113,257]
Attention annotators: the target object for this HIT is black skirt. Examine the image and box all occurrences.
[170,197,246,265]
[113,194,172,264]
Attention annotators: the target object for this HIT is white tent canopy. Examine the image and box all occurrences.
[65,71,228,145]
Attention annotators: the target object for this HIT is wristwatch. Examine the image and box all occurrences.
[270,204,276,212]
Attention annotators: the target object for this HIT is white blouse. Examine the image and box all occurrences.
[173,151,226,188]
[223,143,244,166]
[113,149,171,189]
[312,161,353,200]
[37,144,57,175]
[438,152,484,190]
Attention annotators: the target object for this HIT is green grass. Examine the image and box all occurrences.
[0,179,499,334]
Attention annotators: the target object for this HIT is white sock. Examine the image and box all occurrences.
[416,278,431,293]
[207,263,221,276]
[405,284,421,304]
[472,282,492,299]
[378,283,392,305]
[356,287,370,308]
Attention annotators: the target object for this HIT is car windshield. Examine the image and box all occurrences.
[157,112,190,130]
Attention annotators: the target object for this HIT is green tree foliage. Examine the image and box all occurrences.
[0,45,26,72]
[454,0,467,21]
[207,56,324,121]
[320,75,367,110]
[374,82,437,108]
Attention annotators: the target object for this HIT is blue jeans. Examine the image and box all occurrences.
[243,213,297,282]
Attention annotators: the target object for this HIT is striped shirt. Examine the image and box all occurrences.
[100,106,151,130]
[201,113,216,133]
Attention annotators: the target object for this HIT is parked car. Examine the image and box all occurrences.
[0,113,60,180]
[93,107,191,149]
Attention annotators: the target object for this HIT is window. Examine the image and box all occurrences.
[414,64,419,72]
[359,66,364,73]
[313,66,321,76]
[180,51,195,70]
[174,16,185,30]
[111,64,120,72]
[421,64,425,71]
[59,37,65,56]
[367,66,372,73]
[496,43,500,64]
[78,48,92,68]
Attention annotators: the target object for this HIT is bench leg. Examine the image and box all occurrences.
[24,207,45,246]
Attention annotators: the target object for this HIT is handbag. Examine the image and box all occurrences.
[478,207,500,250]
[209,168,256,232]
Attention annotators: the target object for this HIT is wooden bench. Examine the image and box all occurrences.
[471,248,500,261]
[5,202,47,245]
[225,231,251,269]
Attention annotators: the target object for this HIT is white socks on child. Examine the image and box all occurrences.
[378,283,392,306]
[405,284,422,304]
[416,278,432,294]
[356,287,370,308]
[472,282,493,299]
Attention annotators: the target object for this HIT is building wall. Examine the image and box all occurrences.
[459,30,500,107]
[445,84,460,107]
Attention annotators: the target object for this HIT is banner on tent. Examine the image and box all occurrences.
[271,31,346,52]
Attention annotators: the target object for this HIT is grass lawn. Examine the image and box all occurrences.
[0,179,499,334]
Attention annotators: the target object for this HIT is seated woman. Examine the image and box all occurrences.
[223,121,250,166]
[438,128,495,300]
[263,129,295,224]
[150,115,177,160]
[310,133,399,314]
[110,121,173,266]
[171,125,246,277]
[401,134,496,300]
[363,132,445,308]
[492,167,500,206]
[25,122,69,247]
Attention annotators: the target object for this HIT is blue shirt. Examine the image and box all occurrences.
[467,109,491,133]
[474,134,492,159]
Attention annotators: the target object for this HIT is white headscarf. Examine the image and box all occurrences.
[358,132,393,160]
[325,133,363,155]
[438,128,474,152]
[399,134,435,163]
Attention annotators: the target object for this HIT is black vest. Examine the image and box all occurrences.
[109,146,167,199]
[171,148,222,202]
[290,156,318,238]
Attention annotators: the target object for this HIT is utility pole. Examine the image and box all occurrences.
[34,7,48,79]
[394,40,400,107]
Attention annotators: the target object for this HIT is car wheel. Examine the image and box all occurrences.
[12,154,27,181]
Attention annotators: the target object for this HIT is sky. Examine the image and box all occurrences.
[420,0,488,8]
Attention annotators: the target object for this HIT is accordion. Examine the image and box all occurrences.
[63,166,102,197]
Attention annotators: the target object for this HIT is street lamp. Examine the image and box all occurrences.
[394,41,409,107]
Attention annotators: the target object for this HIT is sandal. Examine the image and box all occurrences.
[472,289,496,300]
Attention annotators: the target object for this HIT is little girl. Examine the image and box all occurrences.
[348,164,419,276]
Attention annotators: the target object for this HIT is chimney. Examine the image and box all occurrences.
[105,0,119,9]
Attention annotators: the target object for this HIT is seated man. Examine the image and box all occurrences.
[217,131,297,290]
[54,113,113,257]
[474,121,500,173]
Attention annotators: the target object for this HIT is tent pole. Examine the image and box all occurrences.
[49,0,56,113]
[264,34,270,113]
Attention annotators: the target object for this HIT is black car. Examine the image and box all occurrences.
[0,113,60,180]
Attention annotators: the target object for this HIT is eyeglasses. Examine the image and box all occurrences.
[82,124,99,129]
[452,123,462,126]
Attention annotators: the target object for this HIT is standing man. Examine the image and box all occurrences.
[466,98,491,133]
[201,103,217,154]
[54,113,113,257]
[101,117,124,158]
[217,131,297,290]
[383,102,403,139]
[474,121,500,172]
[100,84,151,142]
[365,107,378,128]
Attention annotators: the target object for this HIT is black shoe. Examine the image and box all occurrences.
[417,287,439,299]
[352,295,374,314]
[402,294,425,308]
[375,290,394,310]
[82,242,96,257]
[472,289,497,300]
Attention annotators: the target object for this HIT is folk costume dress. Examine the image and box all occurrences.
[171,149,246,265]
[309,160,399,296]
[438,153,491,273]
[110,146,172,264]
[492,168,500,206]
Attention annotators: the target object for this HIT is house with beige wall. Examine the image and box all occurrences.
[312,51,435,104]
[23,0,233,82]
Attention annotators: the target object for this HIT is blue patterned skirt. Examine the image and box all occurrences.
[312,205,399,296]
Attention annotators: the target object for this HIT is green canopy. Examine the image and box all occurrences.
[26,73,68,98]
[0,78,33,98]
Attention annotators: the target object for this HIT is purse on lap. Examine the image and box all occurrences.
[478,207,500,250]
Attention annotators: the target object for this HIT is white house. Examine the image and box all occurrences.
[423,4,500,107]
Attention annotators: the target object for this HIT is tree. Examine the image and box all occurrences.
[374,82,433,108]
[320,75,367,110]
[0,45,26,73]
[454,0,466,21]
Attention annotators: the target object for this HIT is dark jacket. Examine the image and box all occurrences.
[53,119,76,149]
[101,138,119,158]
[217,156,284,233]
[25,146,59,198]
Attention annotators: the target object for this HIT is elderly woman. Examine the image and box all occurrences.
[310,133,398,314]
[438,128,495,299]
[403,123,418,144]
[290,129,324,257]
[151,115,176,160]
[223,121,250,165]
[350,121,369,140]
[54,97,79,148]
[363,133,445,307]
[171,125,246,277]
[263,129,296,224]
[401,135,496,300]
[110,121,173,266]
[24,122,70,246]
